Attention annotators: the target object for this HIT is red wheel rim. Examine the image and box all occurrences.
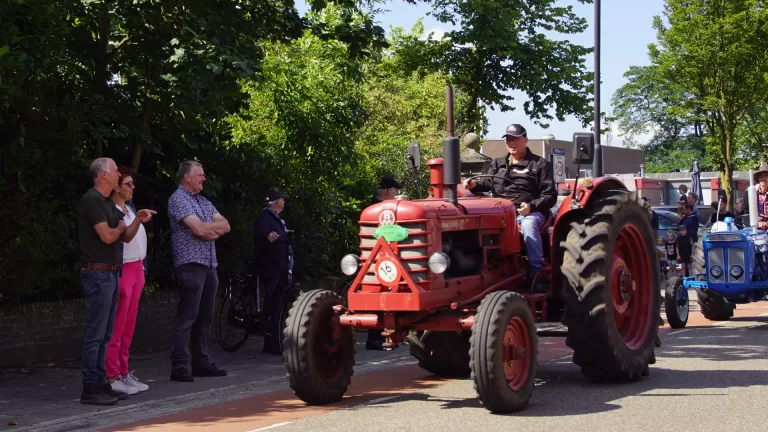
[314,311,347,382]
[502,316,531,391]
[611,223,653,349]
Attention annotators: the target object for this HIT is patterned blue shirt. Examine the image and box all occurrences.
[167,185,218,268]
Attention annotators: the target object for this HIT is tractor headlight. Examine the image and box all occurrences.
[428,252,451,274]
[710,265,724,279]
[729,265,744,280]
[340,254,360,276]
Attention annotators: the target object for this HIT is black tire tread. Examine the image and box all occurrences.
[470,291,537,414]
[409,331,471,378]
[284,289,355,405]
[560,195,660,382]
[665,276,688,329]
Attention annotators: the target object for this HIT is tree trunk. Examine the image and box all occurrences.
[132,57,154,172]
[722,119,735,211]
[94,4,110,157]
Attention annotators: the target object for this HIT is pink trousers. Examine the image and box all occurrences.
[106,260,145,378]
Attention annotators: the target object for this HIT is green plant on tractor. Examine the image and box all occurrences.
[282,88,661,414]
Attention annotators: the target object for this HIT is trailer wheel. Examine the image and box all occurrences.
[696,288,734,321]
[665,277,688,328]
[409,331,471,378]
[284,289,355,405]
[561,195,660,381]
[470,291,537,414]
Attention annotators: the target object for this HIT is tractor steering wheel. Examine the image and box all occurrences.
[465,175,517,200]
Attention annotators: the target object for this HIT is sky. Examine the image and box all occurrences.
[296,0,667,147]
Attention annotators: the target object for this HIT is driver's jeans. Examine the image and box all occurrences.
[517,211,547,275]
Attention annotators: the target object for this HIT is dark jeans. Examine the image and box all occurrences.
[261,272,288,344]
[171,263,219,370]
[81,269,119,386]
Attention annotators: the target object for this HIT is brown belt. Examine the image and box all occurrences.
[81,263,121,272]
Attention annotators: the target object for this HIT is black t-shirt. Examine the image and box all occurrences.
[78,188,123,265]
[665,241,677,261]
[709,211,736,225]
[677,236,693,260]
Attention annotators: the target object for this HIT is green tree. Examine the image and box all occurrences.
[403,0,595,133]
[650,0,768,206]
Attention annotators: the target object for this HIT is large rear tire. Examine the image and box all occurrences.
[470,291,537,414]
[283,289,355,405]
[560,195,660,381]
[409,331,471,378]
[696,288,734,321]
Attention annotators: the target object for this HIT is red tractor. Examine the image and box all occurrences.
[283,94,660,414]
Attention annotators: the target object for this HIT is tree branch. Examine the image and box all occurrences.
[107,35,131,59]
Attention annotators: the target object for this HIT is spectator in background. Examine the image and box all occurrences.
[106,166,151,395]
[677,225,694,277]
[78,158,154,405]
[665,231,678,277]
[755,162,768,231]
[641,198,659,237]
[708,199,737,225]
[168,161,230,383]
[677,184,689,221]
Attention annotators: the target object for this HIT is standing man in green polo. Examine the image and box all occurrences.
[78,157,155,405]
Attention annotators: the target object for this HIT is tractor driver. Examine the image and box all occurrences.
[463,123,557,292]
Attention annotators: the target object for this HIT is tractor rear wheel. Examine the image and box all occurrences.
[283,289,355,405]
[470,291,537,414]
[664,276,689,328]
[560,195,660,381]
[696,288,734,321]
[409,331,471,378]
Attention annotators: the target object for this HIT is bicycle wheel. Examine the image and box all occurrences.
[278,285,300,353]
[215,288,251,352]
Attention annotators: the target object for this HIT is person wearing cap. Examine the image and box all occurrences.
[254,187,292,355]
[167,161,230,382]
[372,176,403,205]
[464,123,557,292]
[755,161,768,231]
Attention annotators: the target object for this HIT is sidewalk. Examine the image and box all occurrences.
[0,331,407,432]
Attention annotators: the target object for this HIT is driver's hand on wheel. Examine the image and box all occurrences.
[463,178,477,190]
[518,202,531,217]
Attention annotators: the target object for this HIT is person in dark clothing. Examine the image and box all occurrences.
[677,225,694,277]
[464,123,557,293]
[708,200,739,226]
[365,176,403,351]
[681,204,700,243]
[253,188,292,355]
[664,231,678,277]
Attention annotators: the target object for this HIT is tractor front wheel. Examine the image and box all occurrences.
[561,195,660,381]
[283,289,355,405]
[665,277,689,328]
[470,291,537,414]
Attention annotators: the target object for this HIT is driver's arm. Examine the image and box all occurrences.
[471,159,500,193]
[529,159,557,214]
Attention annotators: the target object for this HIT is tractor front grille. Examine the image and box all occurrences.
[359,222,429,284]
[707,247,745,283]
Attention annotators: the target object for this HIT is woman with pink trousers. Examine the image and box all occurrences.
[106,166,150,395]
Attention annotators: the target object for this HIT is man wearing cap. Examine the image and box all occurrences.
[168,161,230,382]
[254,187,292,355]
[464,124,557,292]
[755,161,768,231]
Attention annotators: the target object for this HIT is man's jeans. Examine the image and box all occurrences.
[518,211,548,273]
[81,269,119,386]
[171,263,219,371]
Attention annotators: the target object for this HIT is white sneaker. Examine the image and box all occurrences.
[123,372,149,392]
[111,377,139,395]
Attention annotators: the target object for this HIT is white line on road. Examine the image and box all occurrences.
[247,421,294,432]
[759,313,768,316]
[363,395,402,405]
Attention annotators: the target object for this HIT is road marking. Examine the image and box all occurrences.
[669,329,694,335]
[759,313,768,316]
[247,421,294,432]
[362,395,402,406]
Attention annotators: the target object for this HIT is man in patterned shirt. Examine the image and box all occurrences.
[167,161,231,382]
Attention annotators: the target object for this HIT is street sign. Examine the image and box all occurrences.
[551,148,567,184]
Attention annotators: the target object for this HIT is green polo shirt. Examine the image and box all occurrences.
[78,187,123,266]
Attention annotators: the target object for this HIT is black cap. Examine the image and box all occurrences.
[377,175,402,189]
[501,123,527,138]
[265,187,288,203]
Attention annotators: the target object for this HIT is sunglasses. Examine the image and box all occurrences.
[121,181,135,188]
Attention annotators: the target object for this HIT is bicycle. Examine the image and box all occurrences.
[214,260,298,353]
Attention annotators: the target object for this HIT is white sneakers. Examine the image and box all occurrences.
[124,372,149,392]
[110,372,150,395]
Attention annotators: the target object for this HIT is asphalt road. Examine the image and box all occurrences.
[8,295,768,432]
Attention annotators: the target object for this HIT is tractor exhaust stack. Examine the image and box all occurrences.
[443,86,461,206]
